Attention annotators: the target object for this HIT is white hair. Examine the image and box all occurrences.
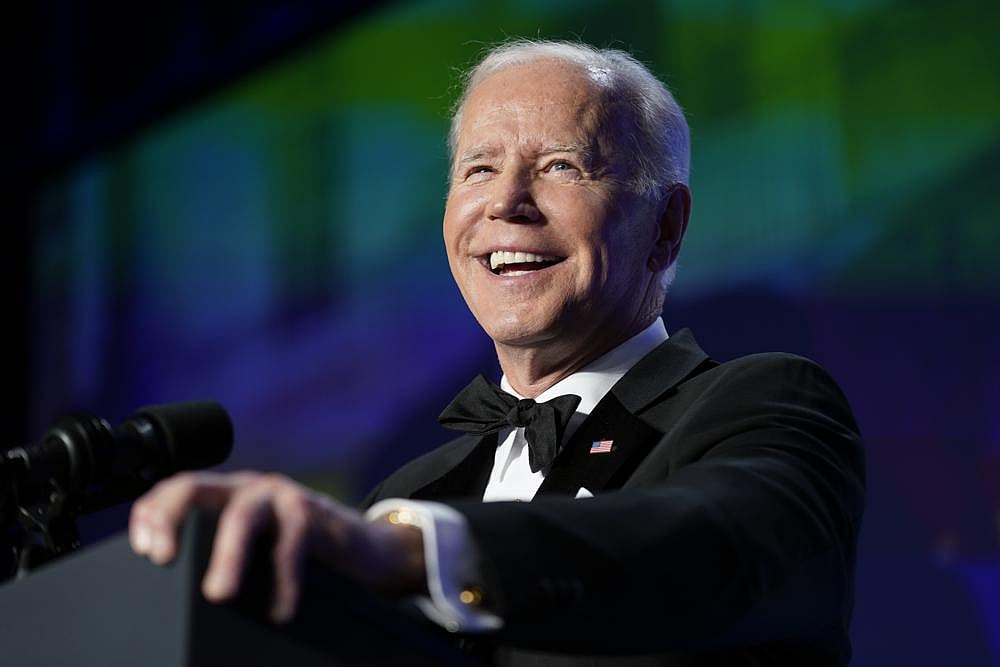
[448,39,690,290]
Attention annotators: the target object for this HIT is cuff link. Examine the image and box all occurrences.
[459,586,485,606]
[385,508,421,528]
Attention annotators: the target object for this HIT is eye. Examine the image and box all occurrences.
[544,159,580,176]
[464,165,495,183]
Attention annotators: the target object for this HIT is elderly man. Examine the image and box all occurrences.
[130,40,865,665]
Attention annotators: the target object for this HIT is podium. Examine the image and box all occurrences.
[0,511,480,666]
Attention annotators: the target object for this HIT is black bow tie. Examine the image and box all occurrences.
[437,374,582,473]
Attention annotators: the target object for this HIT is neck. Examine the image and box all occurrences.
[496,313,658,398]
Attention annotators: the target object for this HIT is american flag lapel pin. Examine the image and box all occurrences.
[590,439,614,454]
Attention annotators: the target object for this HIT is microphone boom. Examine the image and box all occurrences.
[1,401,233,575]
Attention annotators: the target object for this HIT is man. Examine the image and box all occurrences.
[130,40,865,665]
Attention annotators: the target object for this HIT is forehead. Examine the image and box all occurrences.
[455,61,614,155]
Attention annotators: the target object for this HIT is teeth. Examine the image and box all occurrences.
[489,251,556,270]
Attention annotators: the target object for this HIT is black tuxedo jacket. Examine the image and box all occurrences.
[365,330,866,666]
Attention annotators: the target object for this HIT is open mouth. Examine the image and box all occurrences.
[485,250,564,276]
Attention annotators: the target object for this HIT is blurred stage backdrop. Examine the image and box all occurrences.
[9,1,999,665]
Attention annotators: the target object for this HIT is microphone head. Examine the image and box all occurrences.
[128,401,233,473]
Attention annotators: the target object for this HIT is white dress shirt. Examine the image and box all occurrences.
[484,318,668,502]
[366,318,669,632]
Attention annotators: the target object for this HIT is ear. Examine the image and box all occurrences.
[647,184,691,272]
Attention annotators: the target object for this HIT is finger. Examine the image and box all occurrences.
[130,471,245,562]
[130,472,239,564]
[201,480,275,603]
[268,485,313,623]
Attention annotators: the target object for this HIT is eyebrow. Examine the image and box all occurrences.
[457,142,593,165]
[539,142,591,158]
[457,147,499,165]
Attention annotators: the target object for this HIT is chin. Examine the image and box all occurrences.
[477,311,568,348]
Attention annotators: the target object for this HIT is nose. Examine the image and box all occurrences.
[487,169,540,223]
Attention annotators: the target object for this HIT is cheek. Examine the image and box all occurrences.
[444,193,487,250]
[580,217,622,280]
[605,230,655,295]
[583,218,646,290]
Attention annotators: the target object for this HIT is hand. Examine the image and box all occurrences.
[129,471,425,623]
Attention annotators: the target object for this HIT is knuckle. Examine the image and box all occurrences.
[172,470,199,485]
[130,497,150,518]
[279,487,313,514]
[159,472,201,500]
[259,472,292,490]
[231,470,263,484]
[161,471,200,496]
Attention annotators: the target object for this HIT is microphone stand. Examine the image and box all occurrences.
[0,400,232,585]
[0,452,83,584]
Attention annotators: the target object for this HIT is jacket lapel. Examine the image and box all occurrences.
[610,328,711,415]
[408,432,497,501]
[536,328,712,497]
[535,391,661,496]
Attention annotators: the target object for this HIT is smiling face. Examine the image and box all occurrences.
[443,60,672,369]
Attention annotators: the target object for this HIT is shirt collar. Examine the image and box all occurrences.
[499,318,668,416]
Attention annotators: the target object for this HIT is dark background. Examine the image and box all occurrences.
[6,1,999,664]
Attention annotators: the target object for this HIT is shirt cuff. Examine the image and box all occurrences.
[365,498,503,633]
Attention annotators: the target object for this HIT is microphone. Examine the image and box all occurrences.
[2,401,233,515]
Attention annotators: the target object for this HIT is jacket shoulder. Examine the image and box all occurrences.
[694,350,852,401]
